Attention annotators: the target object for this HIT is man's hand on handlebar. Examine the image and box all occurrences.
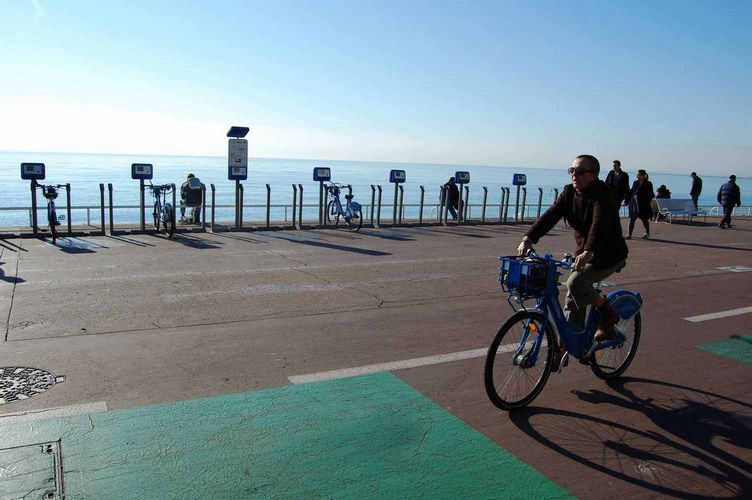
[574,250,594,272]
[517,237,533,257]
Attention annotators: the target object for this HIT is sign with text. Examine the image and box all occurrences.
[389,170,406,183]
[454,171,470,184]
[228,139,248,180]
[512,174,527,186]
[131,163,153,180]
[313,167,331,182]
[21,163,45,180]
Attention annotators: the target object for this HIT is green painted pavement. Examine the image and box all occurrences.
[697,335,752,365]
[0,373,570,499]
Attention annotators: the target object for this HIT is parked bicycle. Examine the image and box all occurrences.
[484,250,643,410]
[36,183,68,244]
[148,181,175,238]
[326,183,363,231]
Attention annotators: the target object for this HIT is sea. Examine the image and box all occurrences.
[0,151,747,228]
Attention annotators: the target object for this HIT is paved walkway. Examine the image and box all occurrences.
[0,218,750,498]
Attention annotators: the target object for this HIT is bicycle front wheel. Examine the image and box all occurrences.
[153,202,161,231]
[346,206,363,232]
[163,205,175,238]
[485,310,555,410]
[590,294,641,379]
[48,210,57,244]
[326,200,340,226]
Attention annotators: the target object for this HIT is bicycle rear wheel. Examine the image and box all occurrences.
[485,310,555,410]
[326,200,340,226]
[590,294,641,379]
[48,210,57,244]
[346,206,363,232]
[163,205,175,238]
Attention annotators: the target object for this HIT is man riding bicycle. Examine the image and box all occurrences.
[517,154,628,367]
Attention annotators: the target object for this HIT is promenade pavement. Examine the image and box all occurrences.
[0,217,750,498]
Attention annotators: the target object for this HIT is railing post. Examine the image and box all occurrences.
[442,186,449,225]
[210,184,215,232]
[140,179,145,231]
[482,186,488,223]
[107,183,114,235]
[393,183,399,225]
[521,187,527,222]
[238,184,244,230]
[99,183,105,235]
[30,180,38,235]
[201,184,207,230]
[292,184,298,229]
[398,185,404,224]
[463,186,469,223]
[537,187,543,220]
[376,185,382,228]
[499,187,504,223]
[65,183,72,234]
[171,184,177,229]
[266,184,271,228]
[319,181,324,226]
[370,185,376,225]
[418,185,425,224]
[297,184,303,228]
[504,187,511,223]
[457,184,464,225]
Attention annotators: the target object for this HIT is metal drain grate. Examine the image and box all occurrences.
[0,440,65,499]
[0,367,65,405]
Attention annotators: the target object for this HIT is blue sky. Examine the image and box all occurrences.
[1,0,750,175]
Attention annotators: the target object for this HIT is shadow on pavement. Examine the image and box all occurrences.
[107,235,155,247]
[509,377,752,498]
[647,238,752,252]
[169,234,225,249]
[0,262,24,284]
[208,232,267,244]
[0,240,26,252]
[270,233,391,256]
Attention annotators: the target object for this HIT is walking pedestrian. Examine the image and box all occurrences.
[604,160,630,213]
[690,172,703,210]
[626,169,654,239]
[441,177,460,220]
[717,175,741,229]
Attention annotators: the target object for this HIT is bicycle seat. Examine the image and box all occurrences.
[345,194,354,200]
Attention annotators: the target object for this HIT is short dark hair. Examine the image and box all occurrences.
[730,175,736,181]
[691,172,697,176]
[576,154,600,176]
[613,160,621,167]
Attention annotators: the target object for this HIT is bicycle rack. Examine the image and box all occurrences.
[418,186,425,224]
[107,183,114,235]
[292,184,298,229]
[30,180,39,235]
[99,183,106,235]
[463,185,469,223]
[171,184,177,230]
[65,183,72,235]
[297,184,303,228]
[201,184,207,231]
[375,185,382,228]
[265,184,271,228]
[504,187,511,223]
[441,186,449,225]
[370,185,376,225]
[398,185,404,224]
[237,183,244,230]
[537,187,543,220]
[482,187,488,223]
[521,187,527,223]
[139,179,146,231]
[210,184,216,232]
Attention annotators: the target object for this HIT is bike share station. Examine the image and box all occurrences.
[314,167,331,227]
[513,173,526,223]
[228,126,249,231]
[389,169,406,225]
[21,162,72,238]
[132,163,154,232]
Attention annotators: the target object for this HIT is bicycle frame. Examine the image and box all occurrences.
[327,184,356,219]
[511,255,642,364]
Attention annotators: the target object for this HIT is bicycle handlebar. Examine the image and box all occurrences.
[526,250,573,270]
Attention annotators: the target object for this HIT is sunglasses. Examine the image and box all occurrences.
[568,167,594,176]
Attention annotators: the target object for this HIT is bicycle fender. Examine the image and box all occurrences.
[606,289,643,319]
[349,201,361,211]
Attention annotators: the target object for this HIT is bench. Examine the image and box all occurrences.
[653,198,707,224]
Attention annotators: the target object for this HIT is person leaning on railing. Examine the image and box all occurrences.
[517,154,628,369]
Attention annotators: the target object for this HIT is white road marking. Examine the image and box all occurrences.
[0,401,107,424]
[684,306,752,323]
[288,346,518,384]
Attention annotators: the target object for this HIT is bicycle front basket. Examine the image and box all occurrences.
[498,256,549,297]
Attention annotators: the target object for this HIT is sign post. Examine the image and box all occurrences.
[227,126,250,230]
[454,171,470,223]
[313,167,331,226]
[131,163,153,231]
[389,170,406,224]
[512,173,527,223]
[21,163,45,234]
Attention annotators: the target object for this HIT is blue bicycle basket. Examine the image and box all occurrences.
[499,256,549,297]
[349,201,361,212]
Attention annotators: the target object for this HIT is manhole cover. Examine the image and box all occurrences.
[0,367,65,405]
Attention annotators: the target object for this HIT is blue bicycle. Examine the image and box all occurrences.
[326,183,363,231]
[148,181,175,238]
[36,183,68,244]
[485,251,643,410]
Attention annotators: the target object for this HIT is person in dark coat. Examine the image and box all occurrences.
[441,177,460,220]
[717,175,742,229]
[518,154,627,368]
[655,185,671,199]
[626,169,655,239]
[690,172,702,209]
[604,160,630,213]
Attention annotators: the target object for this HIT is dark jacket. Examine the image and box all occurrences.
[628,180,655,219]
[690,176,702,196]
[717,181,741,207]
[604,170,630,205]
[181,178,203,205]
[525,180,628,271]
[655,186,671,199]
[442,182,459,206]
